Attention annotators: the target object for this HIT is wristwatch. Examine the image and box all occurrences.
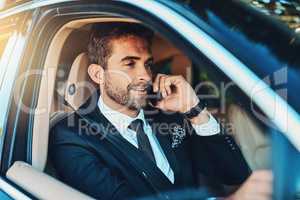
[183,100,205,119]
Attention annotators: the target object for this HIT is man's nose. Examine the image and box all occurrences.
[137,66,152,82]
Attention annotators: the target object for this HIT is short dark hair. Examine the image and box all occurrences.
[87,22,154,68]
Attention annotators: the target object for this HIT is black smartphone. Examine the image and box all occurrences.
[146,85,163,106]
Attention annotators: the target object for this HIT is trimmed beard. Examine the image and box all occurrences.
[104,77,148,110]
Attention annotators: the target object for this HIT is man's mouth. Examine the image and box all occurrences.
[128,84,149,92]
[127,82,154,97]
[130,86,148,97]
[132,88,147,96]
[132,87,147,92]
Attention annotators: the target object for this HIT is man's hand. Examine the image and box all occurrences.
[226,170,273,200]
[152,74,199,113]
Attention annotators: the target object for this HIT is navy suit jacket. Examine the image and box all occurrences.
[49,92,251,200]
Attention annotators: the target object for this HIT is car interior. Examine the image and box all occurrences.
[5,17,272,199]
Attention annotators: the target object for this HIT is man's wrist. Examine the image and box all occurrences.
[188,109,210,125]
[182,100,209,125]
[180,98,199,113]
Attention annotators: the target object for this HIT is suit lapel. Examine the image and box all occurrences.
[145,110,182,185]
[76,92,175,191]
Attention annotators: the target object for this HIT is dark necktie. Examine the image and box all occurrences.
[129,119,156,163]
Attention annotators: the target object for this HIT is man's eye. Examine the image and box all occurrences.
[125,62,135,67]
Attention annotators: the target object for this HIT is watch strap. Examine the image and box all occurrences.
[183,100,204,119]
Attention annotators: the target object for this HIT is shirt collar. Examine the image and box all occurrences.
[98,95,147,134]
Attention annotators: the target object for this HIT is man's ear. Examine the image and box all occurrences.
[88,64,104,84]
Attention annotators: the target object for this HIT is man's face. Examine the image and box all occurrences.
[103,35,153,110]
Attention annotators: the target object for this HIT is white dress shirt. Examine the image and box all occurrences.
[98,96,220,184]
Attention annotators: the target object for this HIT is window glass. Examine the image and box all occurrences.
[0,16,19,91]
[0,31,14,91]
[0,14,28,158]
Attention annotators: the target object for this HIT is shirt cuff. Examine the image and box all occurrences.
[191,113,220,136]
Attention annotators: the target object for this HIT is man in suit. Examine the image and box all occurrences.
[50,22,272,200]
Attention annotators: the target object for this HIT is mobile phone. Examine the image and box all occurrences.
[146,85,163,106]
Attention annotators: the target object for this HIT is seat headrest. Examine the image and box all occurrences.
[64,52,96,110]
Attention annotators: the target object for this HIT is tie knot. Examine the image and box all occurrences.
[128,119,144,132]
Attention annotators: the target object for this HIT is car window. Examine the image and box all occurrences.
[0,31,14,91]
[0,17,18,139]
[0,14,24,91]
[0,13,32,169]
